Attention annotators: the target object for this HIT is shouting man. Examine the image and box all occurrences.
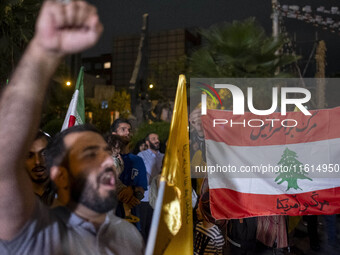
[0,1,143,254]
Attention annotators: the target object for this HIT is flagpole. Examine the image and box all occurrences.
[145,180,166,255]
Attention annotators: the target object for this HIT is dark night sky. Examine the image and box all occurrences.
[85,0,340,76]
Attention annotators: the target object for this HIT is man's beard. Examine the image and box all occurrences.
[31,176,48,184]
[149,141,160,151]
[30,166,49,184]
[70,169,117,213]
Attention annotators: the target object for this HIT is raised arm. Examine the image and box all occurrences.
[0,0,103,240]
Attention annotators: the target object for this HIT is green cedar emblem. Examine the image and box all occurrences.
[275,148,312,191]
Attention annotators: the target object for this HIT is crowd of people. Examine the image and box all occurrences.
[0,1,171,253]
[0,1,339,255]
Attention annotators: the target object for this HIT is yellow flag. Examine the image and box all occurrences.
[145,75,193,255]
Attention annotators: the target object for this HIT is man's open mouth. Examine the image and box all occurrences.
[99,171,116,187]
[32,166,46,173]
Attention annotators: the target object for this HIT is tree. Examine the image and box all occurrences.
[148,55,187,99]
[188,18,301,111]
[188,18,298,78]
[275,148,312,191]
[0,0,41,85]
[130,121,170,152]
[110,90,131,118]
[86,90,131,133]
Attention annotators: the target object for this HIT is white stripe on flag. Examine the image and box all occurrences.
[208,177,340,195]
[61,90,79,131]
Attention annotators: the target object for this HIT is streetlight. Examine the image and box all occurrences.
[149,84,154,89]
[65,81,71,86]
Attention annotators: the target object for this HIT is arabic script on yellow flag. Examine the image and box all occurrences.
[153,74,193,255]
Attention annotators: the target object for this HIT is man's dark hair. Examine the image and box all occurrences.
[45,124,101,171]
[35,130,52,143]
[144,132,158,142]
[132,139,146,155]
[110,118,131,133]
[104,134,125,151]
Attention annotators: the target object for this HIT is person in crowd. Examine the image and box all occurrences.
[324,214,339,251]
[256,216,287,254]
[225,218,257,255]
[111,119,132,141]
[189,108,207,193]
[110,119,148,224]
[105,134,140,222]
[137,133,164,242]
[133,139,148,155]
[105,134,126,182]
[194,192,225,255]
[0,1,144,254]
[303,215,320,251]
[25,130,55,206]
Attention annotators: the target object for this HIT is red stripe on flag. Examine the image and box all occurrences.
[202,107,340,146]
[210,187,340,219]
[68,115,76,128]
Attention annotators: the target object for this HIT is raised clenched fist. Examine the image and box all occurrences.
[33,0,103,56]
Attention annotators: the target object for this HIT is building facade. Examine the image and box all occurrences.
[112,28,201,98]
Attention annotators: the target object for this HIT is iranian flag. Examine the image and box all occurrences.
[61,67,85,131]
[202,108,340,219]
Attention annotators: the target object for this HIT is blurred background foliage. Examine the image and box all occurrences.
[0,0,42,86]
[188,18,299,78]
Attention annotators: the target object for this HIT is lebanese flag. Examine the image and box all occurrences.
[201,108,340,219]
[61,67,85,131]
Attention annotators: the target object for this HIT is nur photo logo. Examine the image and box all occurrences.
[201,84,311,116]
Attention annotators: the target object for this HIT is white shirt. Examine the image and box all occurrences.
[137,149,164,202]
